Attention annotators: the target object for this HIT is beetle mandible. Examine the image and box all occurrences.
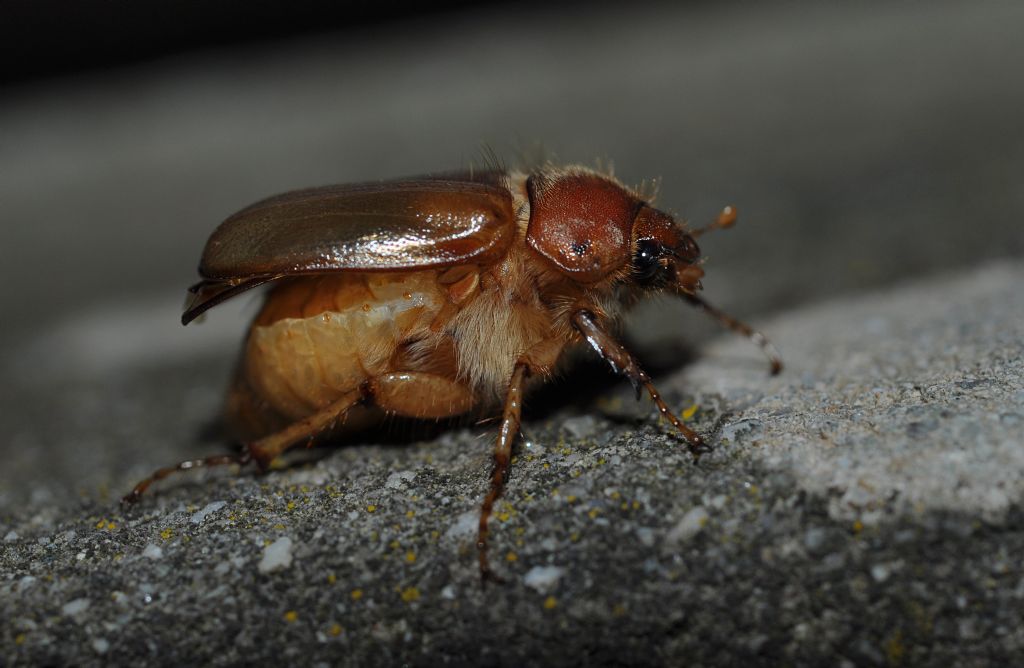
[124,163,782,582]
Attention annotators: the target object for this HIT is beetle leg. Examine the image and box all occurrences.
[478,361,529,584]
[246,386,366,470]
[571,310,709,458]
[123,386,366,504]
[681,294,783,375]
[122,453,252,505]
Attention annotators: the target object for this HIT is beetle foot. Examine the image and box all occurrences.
[479,565,507,587]
[685,434,713,462]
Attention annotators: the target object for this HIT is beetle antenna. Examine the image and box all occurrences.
[690,206,737,237]
[679,292,783,375]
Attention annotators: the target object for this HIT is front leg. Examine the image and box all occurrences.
[571,309,709,458]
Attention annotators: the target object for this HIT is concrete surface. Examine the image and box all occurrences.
[2,1,1024,666]
[2,260,1022,666]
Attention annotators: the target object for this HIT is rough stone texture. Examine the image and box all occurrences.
[2,261,1022,666]
[2,1,1024,666]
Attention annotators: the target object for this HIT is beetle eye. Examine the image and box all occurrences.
[633,239,663,284]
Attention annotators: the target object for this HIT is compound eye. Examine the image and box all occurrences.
[633,239,662,283]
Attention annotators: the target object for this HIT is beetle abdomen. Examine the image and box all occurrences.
[243,273,447,421]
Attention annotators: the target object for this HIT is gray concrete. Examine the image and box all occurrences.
[2,261,1022,666]
[2,1,1024,666]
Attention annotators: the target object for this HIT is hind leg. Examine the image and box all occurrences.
[124,373,474,503]
[123,386,367,503]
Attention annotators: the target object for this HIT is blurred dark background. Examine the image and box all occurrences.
[2,0,1022,382]
[2,0,540,85]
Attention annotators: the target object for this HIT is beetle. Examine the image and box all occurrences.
[124,163,781,582]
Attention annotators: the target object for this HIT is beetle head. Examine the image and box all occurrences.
[631,205,705,295]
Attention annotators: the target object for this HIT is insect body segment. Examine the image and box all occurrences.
[126,163,782,583]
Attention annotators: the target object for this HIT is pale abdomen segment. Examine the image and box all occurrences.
[241,272,450,422]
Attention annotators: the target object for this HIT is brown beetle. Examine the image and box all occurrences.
[125,163,781,581]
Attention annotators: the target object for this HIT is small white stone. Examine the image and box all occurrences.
[870,563,891,583]
[190,500,227,524]
[92,638,110,654]
[562,415,598,439]
[4,530,19,542]
[443,511,477,541]
[523,566,565,594]
[440,585,456,600]
[385,471,415,489]
[142,543,163,560]
[62,598,91,616]
[666,506,709,544]
[258,537,294,573]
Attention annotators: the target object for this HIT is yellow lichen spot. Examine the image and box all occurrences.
[94,519,104,529]
[160,528,174,541]
[329,623,343,637]
[514,527,526,536]
[273,523,286,530]
[366,504,377,513]
[406,510,415,519]
[430,530,440,541]
[566,495,577,504]
[610,491,621,500]
[569,531,581,542]
[543,596,558,610]
[286,501,296,511]
[681,404,699,420]
[405,551,417,564]
[401,587,421,603]
[543,462,550,470]
[571,469,582,478]
[351,589,364,601]
[284,610,298,623]
[506,551,518,562]
[327,574,337,585]
[597,457,606,466]
[511,456,518,465]
[389,540,401,551]
[621,501,629,510]
[853,519,864,534]
[886,629,905,665]
[588,508,600,520]
[498,512,511,522]
[15,633,26,645]
[631,500,641,510]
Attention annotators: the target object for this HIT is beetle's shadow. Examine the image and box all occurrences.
[524,341,699,422]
